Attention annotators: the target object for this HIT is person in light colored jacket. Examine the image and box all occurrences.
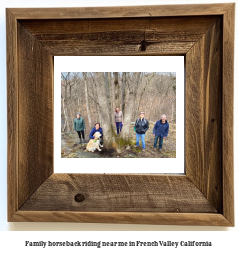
[114,107,124,134]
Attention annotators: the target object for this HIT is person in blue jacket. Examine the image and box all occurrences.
[153,114,169,152]
[89,123,103,145]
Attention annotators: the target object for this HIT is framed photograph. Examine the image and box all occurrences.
[7,3,234,225]
[55,56,184,174]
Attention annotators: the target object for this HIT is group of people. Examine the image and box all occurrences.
[73,113,103,145]
[73,109,169,152]
[134,111,169,152]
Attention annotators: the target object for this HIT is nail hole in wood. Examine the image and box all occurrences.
[74,193,85,202]
[211,119,215,122]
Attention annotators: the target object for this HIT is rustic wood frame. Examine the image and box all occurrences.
[7,3,234,226]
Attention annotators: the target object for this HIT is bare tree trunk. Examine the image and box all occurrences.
[109,72,115,124]
[61,72,76,132]
[104,72,112,126]
[77,97,81,112]
[62,96,67,132]
[88,75,97,123]
[95,102,99,122]
[95,73,115,148]
[64,87,70,132]
[122,72,141,141]
[134,72,155,118]
[147,92,160,120]
[121,72,126,114]
[83,72,92,130]
[69,107,73,132]
[114,72,119,108]
[172,98,176,121]
[89,72,102,125]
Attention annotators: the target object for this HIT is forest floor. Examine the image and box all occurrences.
[61,123,176,158]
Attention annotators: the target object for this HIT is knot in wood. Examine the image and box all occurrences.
[140,40,148,52]
[74,193,85,202]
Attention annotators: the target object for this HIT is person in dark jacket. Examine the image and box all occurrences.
[153,114,169,152]
[134,111,149,151]
[89,123,103,145]
[74,113,86,144]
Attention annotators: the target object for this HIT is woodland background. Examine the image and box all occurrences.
[61,72,176,158]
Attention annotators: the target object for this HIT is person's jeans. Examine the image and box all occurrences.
[154,136,164,149]
[136,133,145,149]
[116,122,122,134]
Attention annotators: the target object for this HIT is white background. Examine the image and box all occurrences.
[55,56,184,173]
[0,0,237,253]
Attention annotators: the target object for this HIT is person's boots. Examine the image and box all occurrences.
[83,139,87,143]
[79,138,82,144]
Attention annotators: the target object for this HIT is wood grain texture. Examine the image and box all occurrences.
[38,41,194,56]
[20,174,217,213]
[11,211,232,226]
[20,18,149,34]
[222,4,235,226]
[8,4,233,19]
[6,9,18,221]
[17,23,54,208]
[186,18,222,212]
[20,16,218,34]
[19,17,219,56]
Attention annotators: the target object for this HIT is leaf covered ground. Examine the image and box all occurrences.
[61,123,176,158]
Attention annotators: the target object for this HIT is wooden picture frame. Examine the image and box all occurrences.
[7,3,234,226]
